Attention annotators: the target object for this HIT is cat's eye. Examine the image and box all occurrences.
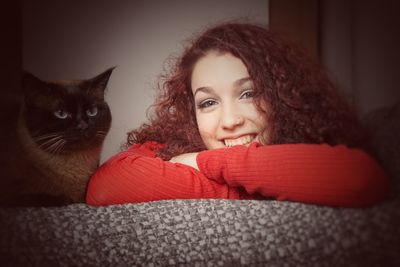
[54,109,69,119]
[86,106,98,117]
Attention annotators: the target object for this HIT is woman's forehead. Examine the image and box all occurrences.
[191,52,249,93]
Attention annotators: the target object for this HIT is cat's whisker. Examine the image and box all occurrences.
[37,136,64,152]
[35,137,63,147]
[33,134,58,142]
[33,133,64,142]
[37,135,63,148]
[53,140,66,155]
[42,141,56,153]
[32,131,64,138]
[45,138,66,154]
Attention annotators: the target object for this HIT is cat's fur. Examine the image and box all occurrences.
[0,68,114,207]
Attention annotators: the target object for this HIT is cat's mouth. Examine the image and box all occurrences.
[67,131,103,145]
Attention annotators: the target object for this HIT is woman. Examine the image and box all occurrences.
[86,23,388,207]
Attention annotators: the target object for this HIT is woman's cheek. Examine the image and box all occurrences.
[197,114,220,149]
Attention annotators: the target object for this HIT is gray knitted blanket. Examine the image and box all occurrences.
[1,103,399,267]
[1,196,400,267]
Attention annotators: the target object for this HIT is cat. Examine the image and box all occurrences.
[0,67,114,207]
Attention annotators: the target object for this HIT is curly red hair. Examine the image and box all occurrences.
[127,22,365,160]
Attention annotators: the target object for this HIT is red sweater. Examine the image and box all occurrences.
[86,142,389,207]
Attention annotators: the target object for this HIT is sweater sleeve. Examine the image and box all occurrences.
[86,143,237,206]
[197,143,389,207]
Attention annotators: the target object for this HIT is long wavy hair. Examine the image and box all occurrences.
[126,22,365,160]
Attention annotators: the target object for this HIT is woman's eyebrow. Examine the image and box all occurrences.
[234,77,252,86]
[193,77,252,97]
[193,86,213,97]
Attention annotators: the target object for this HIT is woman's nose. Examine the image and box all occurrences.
[221,105,244,129]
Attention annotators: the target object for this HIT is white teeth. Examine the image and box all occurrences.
[224,135,255,147]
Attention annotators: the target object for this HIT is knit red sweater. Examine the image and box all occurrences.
[86,141,389,207]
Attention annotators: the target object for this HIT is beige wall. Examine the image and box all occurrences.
[23,0,269,162]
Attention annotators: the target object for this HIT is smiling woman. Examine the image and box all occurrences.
[86,22,389,207]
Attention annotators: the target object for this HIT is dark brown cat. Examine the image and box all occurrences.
[0,68,114,207]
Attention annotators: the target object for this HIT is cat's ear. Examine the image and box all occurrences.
[87,67,115,99]
[22,71,51,102]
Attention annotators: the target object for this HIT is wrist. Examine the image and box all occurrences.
[197,148,229,183]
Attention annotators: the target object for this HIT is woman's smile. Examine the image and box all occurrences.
[222,134,257,147]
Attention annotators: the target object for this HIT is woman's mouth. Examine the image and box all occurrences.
[224,135,256,147]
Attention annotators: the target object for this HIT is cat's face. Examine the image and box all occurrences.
[21,68,113,154]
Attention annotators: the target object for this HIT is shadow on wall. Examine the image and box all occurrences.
[320,0,400,115]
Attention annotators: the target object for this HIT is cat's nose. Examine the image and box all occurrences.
[76,120,88,130]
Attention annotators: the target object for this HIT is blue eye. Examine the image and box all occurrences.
[54,109,69,119]
[86,106,98,117]
[198,99,217,109]
[240,89,254,99]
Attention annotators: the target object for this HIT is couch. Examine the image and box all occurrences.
[1,103,399,267]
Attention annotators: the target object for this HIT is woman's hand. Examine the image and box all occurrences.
[169,152,199,170]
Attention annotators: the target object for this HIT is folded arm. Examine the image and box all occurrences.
[86,145,234,206]
[197,143,389,207]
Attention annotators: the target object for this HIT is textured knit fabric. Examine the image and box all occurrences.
[1,198,400,267]
[86,142,388,207]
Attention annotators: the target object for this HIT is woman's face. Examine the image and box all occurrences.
[191,51,267,150]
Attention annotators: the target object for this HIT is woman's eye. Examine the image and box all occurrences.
[198,99,217,109]
[240,89,255,99]
[86,106,98,117]
[53,109,69,119]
